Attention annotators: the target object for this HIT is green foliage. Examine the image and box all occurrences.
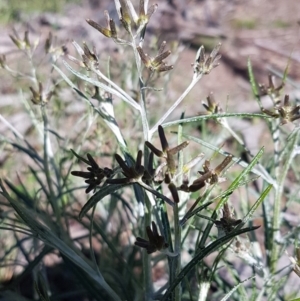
[1,1,300,301]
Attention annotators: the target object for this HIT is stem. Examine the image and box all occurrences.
[139,78,150,141]
[143,196,153,301]
[131,39,150,142]
[149,75,203,139]
[41,105,60,224]
[270,127,299,272]
[92,67,140,111]
[172,203,181,301]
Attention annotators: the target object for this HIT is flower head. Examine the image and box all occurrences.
[193,43,222,75]
[202,92,221,115]
[137,42,173,73]
[106,151,145,184]
[214,203,242,237]
[29,82,54,105]
[135,221,168,254]
[145,125,189,177]
[262,94,300,125]
[86,10,118,39]
[115,0,158,35]
[259,74,284,102]
[71,150,113,193]
[179,155,232,192]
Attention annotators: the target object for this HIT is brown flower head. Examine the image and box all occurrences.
[9,29,30,50]
[262,94,300,125]
[202,92,222,115]
[137,42,173,73]
[106,151,145,184]
[135,221,168,254]
[29,82,54,105]
[115,0,158,34]
[145,125,189,177]
[214,203,242,237]
[193,43,222,75]
[179,154,232,192]
[82,42,99,70]
[259,74,284,102]
[71,150,113,193]
[86,11,117,39]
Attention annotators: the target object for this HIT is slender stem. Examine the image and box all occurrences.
[270,127,299,272]
[172,203,181,301]
[130,34,153,299]
[92,67,140,111]
[41,105,60,224]
[0,114,24,140]
[149,75,202,139]
[143,196,153,301]
[139,78,150,141]
[131,38,150,142]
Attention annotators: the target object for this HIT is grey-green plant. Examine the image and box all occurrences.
[1,1,300,301]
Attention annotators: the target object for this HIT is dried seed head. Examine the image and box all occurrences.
[214,203,242,237]
[119,0,132,33]
[262,94,300,124]
[156,64,174,73]
[135,221,168,254]
[259,74,284,100]
[137,42,173,73]
[86,19,112,38]
[152,50,172,67]
[82,42,99,70]
[193,43,222,75]
[71,151,113,193]
[137,46,151,67]
[202,92,221,114]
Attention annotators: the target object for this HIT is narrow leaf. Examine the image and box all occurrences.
[161,225,260,301]
[247,57,262,109]
[79,183,132,219]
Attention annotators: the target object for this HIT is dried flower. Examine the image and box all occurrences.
[145,125,189,177]
[114,0,158,34]
[179,155,232,192]
[71,150,113,193]
[202,92,221,115]
[259,74,284,102]
[262,94,300,125]
[44,32,68,62]
[214,203,242,237]
[106,151,145,184]
[86,11,117,39]
[137,42,173,73]
[135,221,168,254]
[9,30,30,50]
[29,82,54,105]
[82,42,99,70]
[9,29,39,52]
[193,43,222,75]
